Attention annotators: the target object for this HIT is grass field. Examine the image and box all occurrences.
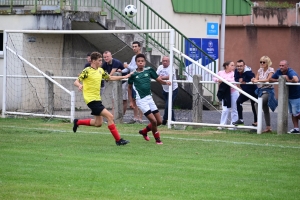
[1,117,300,200]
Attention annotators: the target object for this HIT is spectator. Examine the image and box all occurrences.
[270,60,300,134]
[156,56,178,125]
[84,53,91,68]
[251,56,277,133]
[232,60,258,126]
[213,61,239,129]
[102,51,128,115]
[121,41,143,123]
[128,54,171,144]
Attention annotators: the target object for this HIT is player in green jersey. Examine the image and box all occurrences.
[128,54,171,144]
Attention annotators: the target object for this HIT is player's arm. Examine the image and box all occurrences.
[127,84,135,109]
[74,79,83,91]
[109,72,132,81]
[109,68,118,76]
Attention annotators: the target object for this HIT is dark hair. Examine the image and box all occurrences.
[132,41,141,47]
[223,61,232,69]
[87,53,91,56]
[90,52,102,61]
[236,59,245,65]
[135,53,146,61]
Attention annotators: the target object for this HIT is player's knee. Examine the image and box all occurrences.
[94,123,102,127]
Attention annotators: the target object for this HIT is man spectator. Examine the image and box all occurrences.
[102,51,128,115]
[232,60,258,126]
[84,53,91,68]
[120,41,143,123]
[156,56,178,125]
[269,60,300,134]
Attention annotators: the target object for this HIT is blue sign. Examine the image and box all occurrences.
[202,38,218,66]
[184,38,201,66]
[207,22,219,37]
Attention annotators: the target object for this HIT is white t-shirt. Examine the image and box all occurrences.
[122,55,137,73]
[156,65,178,92]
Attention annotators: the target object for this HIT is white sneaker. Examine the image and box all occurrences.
[217,127,223,130]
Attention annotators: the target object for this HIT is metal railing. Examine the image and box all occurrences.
[0,0,217,101]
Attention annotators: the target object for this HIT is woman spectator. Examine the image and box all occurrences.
[251,56,278,133]
[213,61,239,129]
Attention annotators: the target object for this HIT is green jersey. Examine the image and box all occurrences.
[128,67,158,99]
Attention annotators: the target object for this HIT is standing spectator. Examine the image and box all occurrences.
[270,60,300,134]
[84,53,91,68]
[128,54,171,144]
[102,51,128,115]
[73,52,131,146]
[156,56,178,125]
[232,60,258,126]
[121,41,143,123]
[213,61,239,129]
[251,56,277,133]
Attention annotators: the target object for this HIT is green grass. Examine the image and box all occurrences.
[1,117,300,199]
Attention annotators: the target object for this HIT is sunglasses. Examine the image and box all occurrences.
[260,61,266,64]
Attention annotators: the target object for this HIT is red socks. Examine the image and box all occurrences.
[141,123,152,134]
[108,124,121,141]
[77,119,92,126]
[153,131,160,139]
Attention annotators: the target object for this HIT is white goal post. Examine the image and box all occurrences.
[1,29,176,122]
[1,29,263,134]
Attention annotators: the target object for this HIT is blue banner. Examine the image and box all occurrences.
[207,22,219,37]
[184,38,201,66]
[201,38,218,66]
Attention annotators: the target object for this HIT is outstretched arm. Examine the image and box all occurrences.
[109,73,132,81]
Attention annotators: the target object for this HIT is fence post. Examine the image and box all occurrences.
[192,75,203,128]
[45,70,54,115]
[277,76,289,134]
[112,72,123,124]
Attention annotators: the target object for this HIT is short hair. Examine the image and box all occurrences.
[132,41,141,47]
[135,53,146,61]
[86,53,91,56]
[223,61,232,69]
[90,52,102,61]
[103,51,111,55]
[260,56,272,67]
[236,59,245,65]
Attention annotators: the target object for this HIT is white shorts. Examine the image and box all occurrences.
[122,82,128,100]
[136,95,158,114]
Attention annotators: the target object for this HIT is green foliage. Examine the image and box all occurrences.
[1,117,300,199]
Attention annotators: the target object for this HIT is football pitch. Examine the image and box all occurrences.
[1,117,300,200]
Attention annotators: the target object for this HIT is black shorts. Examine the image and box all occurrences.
[87,101,105,116]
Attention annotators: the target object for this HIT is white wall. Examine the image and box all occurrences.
[143,0,219,38]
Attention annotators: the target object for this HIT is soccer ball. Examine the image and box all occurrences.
[124,5,137,18]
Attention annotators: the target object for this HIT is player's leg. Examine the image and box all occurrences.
[100,108,130,145]
[73,101,100,133]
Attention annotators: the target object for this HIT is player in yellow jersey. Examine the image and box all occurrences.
[73,52,131,146]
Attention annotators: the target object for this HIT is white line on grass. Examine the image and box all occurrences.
[2,125,300,149]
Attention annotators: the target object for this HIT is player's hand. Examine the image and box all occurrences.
[129,101,135,109]
[78,85,83,91]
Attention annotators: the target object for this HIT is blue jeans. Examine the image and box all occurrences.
[162,88,178,121]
